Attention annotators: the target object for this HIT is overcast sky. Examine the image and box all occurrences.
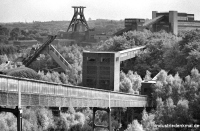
[1,0,200,23]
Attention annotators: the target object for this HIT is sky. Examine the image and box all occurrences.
[1,0,200,23]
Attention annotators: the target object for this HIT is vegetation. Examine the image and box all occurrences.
[125,120,144,131]
[1,23,200,130]
[119,70,142,94]
[0,54,8,64]
[0,44,17,55]
[29,44,84,85]
[2,66,41,80]
[0,107,128,131]
[0,107,91,131]
[0,112,17,131]
[152,69,200,129]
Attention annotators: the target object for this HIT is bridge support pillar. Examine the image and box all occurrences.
[17,107,23,131]
[0,106,22,131]
[93,107,111,131]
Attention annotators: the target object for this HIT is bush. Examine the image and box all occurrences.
[0,44,17,55]
[4,67,41,80]
[125,120,144,131]
[119,70,142,94]
[0,54,8,64]
[0,118,9,131]
[60,111,86,130]
[126,71,142,92]
[35,108,54,130]
[0,112,17,131]
[22,107,55,131]
[141,109,157,131]
[22,108,38,131]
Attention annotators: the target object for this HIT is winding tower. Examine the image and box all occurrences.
[67,6,89,32]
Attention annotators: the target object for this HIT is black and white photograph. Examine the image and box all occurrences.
[0,0,200,131]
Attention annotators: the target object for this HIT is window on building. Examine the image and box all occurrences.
[100,57,110,63]
[87,66,97,74]
[99,79,110,89]
[87,57,96,62]
[86,79,96,86]
[144,88,148,93]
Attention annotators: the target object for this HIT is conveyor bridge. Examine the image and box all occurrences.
[0,74,147,107]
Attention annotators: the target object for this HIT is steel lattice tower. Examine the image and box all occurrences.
[67,6,89,32]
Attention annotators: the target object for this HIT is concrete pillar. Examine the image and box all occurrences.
[114,52,120,91]
[17,107,22,131]
[169,11,178,35]
[152,11,158,19]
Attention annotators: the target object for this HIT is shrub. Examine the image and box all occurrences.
[141,109,157,131]
[0,54,8,64]
[22,108,38,131]
[0,112,17,131]
[119,70,142,93]
[125,120,144,131]
[35,108,54,130]
[4,67,41,80]
[0,44,17,55]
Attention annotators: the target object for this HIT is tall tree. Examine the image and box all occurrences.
[125,120,144,131]
[10,28,20,40]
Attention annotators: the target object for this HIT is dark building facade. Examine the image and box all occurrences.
[82,51,120,91]
[125,18,145,31]
[113,18,145,36]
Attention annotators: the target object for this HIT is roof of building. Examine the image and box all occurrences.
[83,50,117,54]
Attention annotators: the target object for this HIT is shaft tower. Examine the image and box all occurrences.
[67,6,89,32]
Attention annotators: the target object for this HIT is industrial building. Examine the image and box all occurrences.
[146,11,200,35]
[82,46,146,91]
[94,34,111,42]
[58,6,112,45]
[113,18,145,36]
[115,10,200,36]
[125,18,145,31]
